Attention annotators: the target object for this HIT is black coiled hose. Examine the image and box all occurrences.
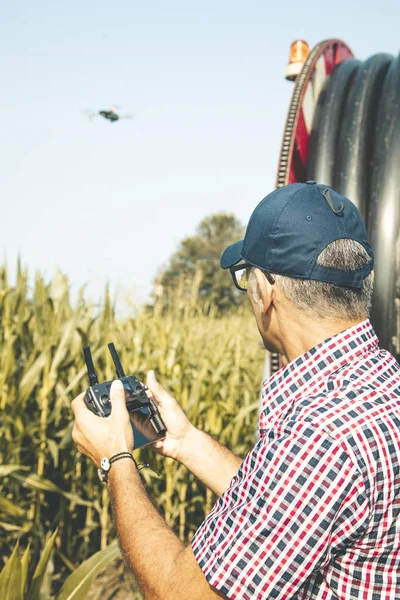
[307,52,400,358]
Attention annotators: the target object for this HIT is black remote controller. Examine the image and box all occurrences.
[83,343,166,450]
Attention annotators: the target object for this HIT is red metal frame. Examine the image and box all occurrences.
[277,40,354,186]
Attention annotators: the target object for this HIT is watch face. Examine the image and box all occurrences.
[100,457,110,471]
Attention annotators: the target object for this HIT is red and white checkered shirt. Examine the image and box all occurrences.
[192,320,400,599]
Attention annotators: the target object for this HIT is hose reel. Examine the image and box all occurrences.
[269,39,400,373]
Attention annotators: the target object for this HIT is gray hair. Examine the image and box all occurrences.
[257,239,373,321]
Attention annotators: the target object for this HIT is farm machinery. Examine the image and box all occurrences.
[266,39,400,375]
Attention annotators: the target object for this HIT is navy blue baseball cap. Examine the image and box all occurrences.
[221,181,374,289]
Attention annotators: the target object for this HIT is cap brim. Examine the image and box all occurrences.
[220,240,244,269]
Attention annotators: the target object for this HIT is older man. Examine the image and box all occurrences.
[72,181,400,599]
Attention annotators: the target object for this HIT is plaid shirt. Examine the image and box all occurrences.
[192,320,400,599]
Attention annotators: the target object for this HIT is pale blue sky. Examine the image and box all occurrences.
[1,0,398,305]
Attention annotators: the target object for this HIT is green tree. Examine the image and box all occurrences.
[156,213,245,311]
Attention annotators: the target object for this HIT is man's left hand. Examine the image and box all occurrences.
[71,380,133,466]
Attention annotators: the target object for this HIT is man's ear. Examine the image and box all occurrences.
[253,269,274,314]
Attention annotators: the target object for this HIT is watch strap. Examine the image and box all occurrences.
[98,452,137,483]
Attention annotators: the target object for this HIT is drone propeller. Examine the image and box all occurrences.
[82,110,98,120]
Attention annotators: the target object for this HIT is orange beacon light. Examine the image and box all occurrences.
[285,40,310,81]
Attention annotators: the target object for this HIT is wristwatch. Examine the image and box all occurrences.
[97,452,136,483]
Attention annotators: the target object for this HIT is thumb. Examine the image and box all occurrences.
[110,379,128,417]
[147,370,174,408]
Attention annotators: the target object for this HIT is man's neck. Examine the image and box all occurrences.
[278,316,367,365]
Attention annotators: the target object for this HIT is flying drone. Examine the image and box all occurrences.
[83,106,134,123]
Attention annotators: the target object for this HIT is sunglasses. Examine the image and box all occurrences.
[229,262,275,292]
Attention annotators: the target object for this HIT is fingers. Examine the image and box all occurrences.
[76,443,96,464]
[71,425,88,459]
[71,381,132,466]
[72,423,79,445]
[109,379,128,418]
[146,370,175,407]
[72,398,86,445]
[71,393,97,446]
[72,420,86,447]
[71,392,86,416]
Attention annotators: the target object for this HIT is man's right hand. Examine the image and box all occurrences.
[147,370,242,496]
[147,370,196,463]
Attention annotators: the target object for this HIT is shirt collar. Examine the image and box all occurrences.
[260,319,379,431]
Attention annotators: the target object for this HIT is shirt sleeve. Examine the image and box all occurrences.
[191,423,369,600]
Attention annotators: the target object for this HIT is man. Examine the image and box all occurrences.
[72,181,400,599]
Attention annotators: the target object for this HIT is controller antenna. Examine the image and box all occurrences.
[83,346,99,385]
[108,343,126,378]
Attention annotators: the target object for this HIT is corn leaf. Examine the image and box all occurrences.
[0,465,29,478]
[0,495,27,519]
[20,543,31,599]
[0,522,27,533]
[5,548,22,600]
[10,472,95,508]
[29,529,58,600]
[0,540,20,599]
[56,540,120,600]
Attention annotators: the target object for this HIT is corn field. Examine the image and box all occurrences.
[0,263,265,598]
